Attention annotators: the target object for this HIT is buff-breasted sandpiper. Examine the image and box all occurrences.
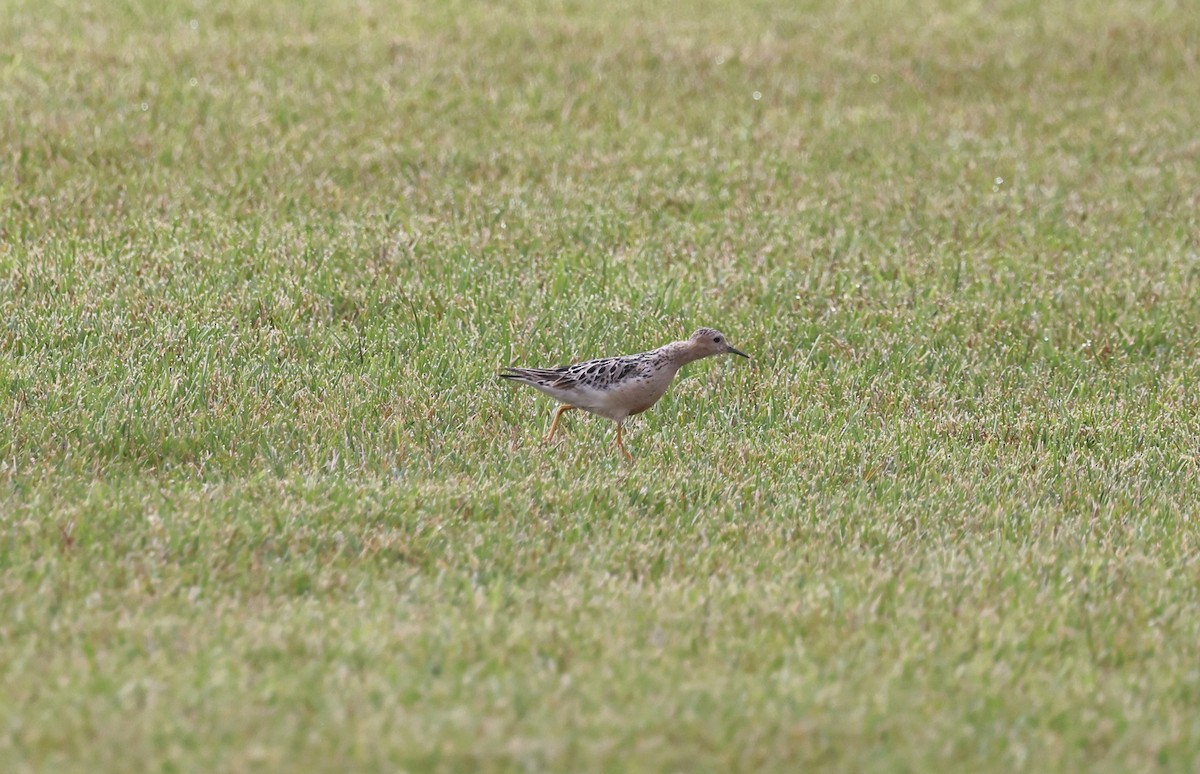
[500,327,749,461]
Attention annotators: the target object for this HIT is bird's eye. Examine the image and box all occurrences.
[713,336,722,343]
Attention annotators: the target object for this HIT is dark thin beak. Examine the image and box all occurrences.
[728,346,750,359]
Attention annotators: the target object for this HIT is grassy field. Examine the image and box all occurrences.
[3,0,1200,770]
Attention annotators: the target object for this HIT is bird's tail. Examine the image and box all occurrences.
[498,367,572,388]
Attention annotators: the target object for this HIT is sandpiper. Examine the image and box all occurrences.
[500,327,749,461]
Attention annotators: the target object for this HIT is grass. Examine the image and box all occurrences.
[2,0,1200,770]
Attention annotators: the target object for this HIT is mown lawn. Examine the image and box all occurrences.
[2,0,1199,770]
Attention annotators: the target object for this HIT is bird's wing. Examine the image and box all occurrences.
[563,354,648,389]
[501,352,652,391]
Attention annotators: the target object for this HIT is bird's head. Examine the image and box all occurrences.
[688,327,750,359]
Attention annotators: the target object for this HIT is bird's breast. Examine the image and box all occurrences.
[606,369,676,414]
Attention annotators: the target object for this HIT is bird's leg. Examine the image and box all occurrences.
[544,405,576,445]
[614,423,635,463]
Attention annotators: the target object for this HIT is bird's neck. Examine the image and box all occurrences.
[660,340,707,366]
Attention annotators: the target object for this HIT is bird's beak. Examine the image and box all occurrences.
[728,346,750,359]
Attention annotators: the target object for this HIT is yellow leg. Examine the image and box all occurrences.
[544,405,576,445]
[614,423,634,463]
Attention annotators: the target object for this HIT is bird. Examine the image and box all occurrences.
[500,327,749,462]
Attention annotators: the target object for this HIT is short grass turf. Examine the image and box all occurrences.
[3,0,1200,771]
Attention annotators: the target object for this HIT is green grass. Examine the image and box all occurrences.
[3,0,1200,770]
